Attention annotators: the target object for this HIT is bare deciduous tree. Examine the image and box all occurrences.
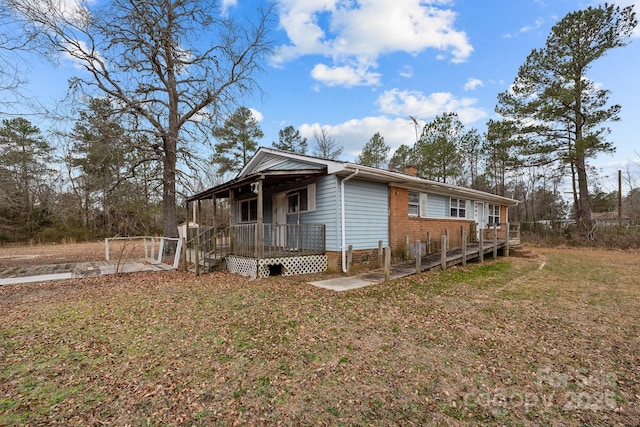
[5,0,274,237]
[312,127,343,160]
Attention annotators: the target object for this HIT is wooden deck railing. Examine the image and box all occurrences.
[186,223,326,270]
[228,223,326,258]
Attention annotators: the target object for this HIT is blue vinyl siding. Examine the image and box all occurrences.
[425,193,473,219]
[274,159,324,171]
[342,178,389,250]
[298,175,340,251]
[426,193,448,218]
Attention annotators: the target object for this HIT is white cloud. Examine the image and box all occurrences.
[464,78,483,91]
[296,88,489,161]
[376,88,487,124]
[311,63,381,87]
[27,0,93,25]
[399,65,414,78]
[249,108,264,122]
[221,0,238,16]
[299,116,418,159]
[273,0,473,87]
[503,18,544,38]
[60,39,104,70]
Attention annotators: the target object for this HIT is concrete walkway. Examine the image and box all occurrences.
[0,260,175,286]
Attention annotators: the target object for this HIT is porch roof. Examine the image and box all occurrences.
[187,168,327,202]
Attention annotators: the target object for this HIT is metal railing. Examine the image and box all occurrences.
[105,236,182,269]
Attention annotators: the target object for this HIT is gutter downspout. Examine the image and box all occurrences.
[341,169,359,273]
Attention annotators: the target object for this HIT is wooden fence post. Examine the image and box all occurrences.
[384,246,391,282]
[347,244,353,273]
[445,229,450,251]
[378,240,383,268]
[426,232,431,254]
[441,235,447,271]
[462,231,467,267]
[493,224,498,259]
[479,229,484,264]
[416,240,421,274]
[505,223,510,257]
[404,235,410,260]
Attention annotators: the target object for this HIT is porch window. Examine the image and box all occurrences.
[240,198,257,222]
[287,184,315,214]
[450,198,467,218]
[488,204,501,225]
[288,189,307,213]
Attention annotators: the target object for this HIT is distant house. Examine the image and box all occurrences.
[186,147,519,278]
[591,211,630,227]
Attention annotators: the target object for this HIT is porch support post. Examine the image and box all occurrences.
[212,195,217,230]
[228,189,235,252]
[256,178,264,260]
[197,200,202,227]
[228,190,234,225]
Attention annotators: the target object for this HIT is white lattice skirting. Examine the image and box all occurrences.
[226,255,327,279]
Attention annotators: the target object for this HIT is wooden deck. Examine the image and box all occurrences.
[362,240,511,282]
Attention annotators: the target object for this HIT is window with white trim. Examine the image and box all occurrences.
[408,191,420,217]
[239,198,257,222]
[488,204,501,225]
[287,184,316,214]
[450,198,467,218]
[408,191,428,218]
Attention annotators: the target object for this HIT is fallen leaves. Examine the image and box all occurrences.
[0,247,639,425]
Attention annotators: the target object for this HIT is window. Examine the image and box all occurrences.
[408,191,420,217]
[450,198,467,218]
[408,191,427,218]
[239,198,257,222]
[287,186,311,214]
[488,204,501,225]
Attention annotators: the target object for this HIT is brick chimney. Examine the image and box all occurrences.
[405,165,417,177]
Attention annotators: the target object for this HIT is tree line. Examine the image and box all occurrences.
[0,2,637,243]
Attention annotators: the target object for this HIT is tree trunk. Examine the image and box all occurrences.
[575,155,593,237]
[162,143,179,238]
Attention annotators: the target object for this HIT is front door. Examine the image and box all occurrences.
[273,192,287,248]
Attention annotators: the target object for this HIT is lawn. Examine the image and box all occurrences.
[1,246,639,425]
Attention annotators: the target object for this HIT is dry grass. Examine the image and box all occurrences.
[0,241,105,268]
[1,245,639,426]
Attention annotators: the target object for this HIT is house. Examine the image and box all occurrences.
[186,147,519,278]
[591,211,631,227]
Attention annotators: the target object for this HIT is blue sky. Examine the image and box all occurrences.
[250,0,640,193]
[7,0,640,193]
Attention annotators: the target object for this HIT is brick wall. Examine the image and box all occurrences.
[389,186,476,260]
[326,248,383,272]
